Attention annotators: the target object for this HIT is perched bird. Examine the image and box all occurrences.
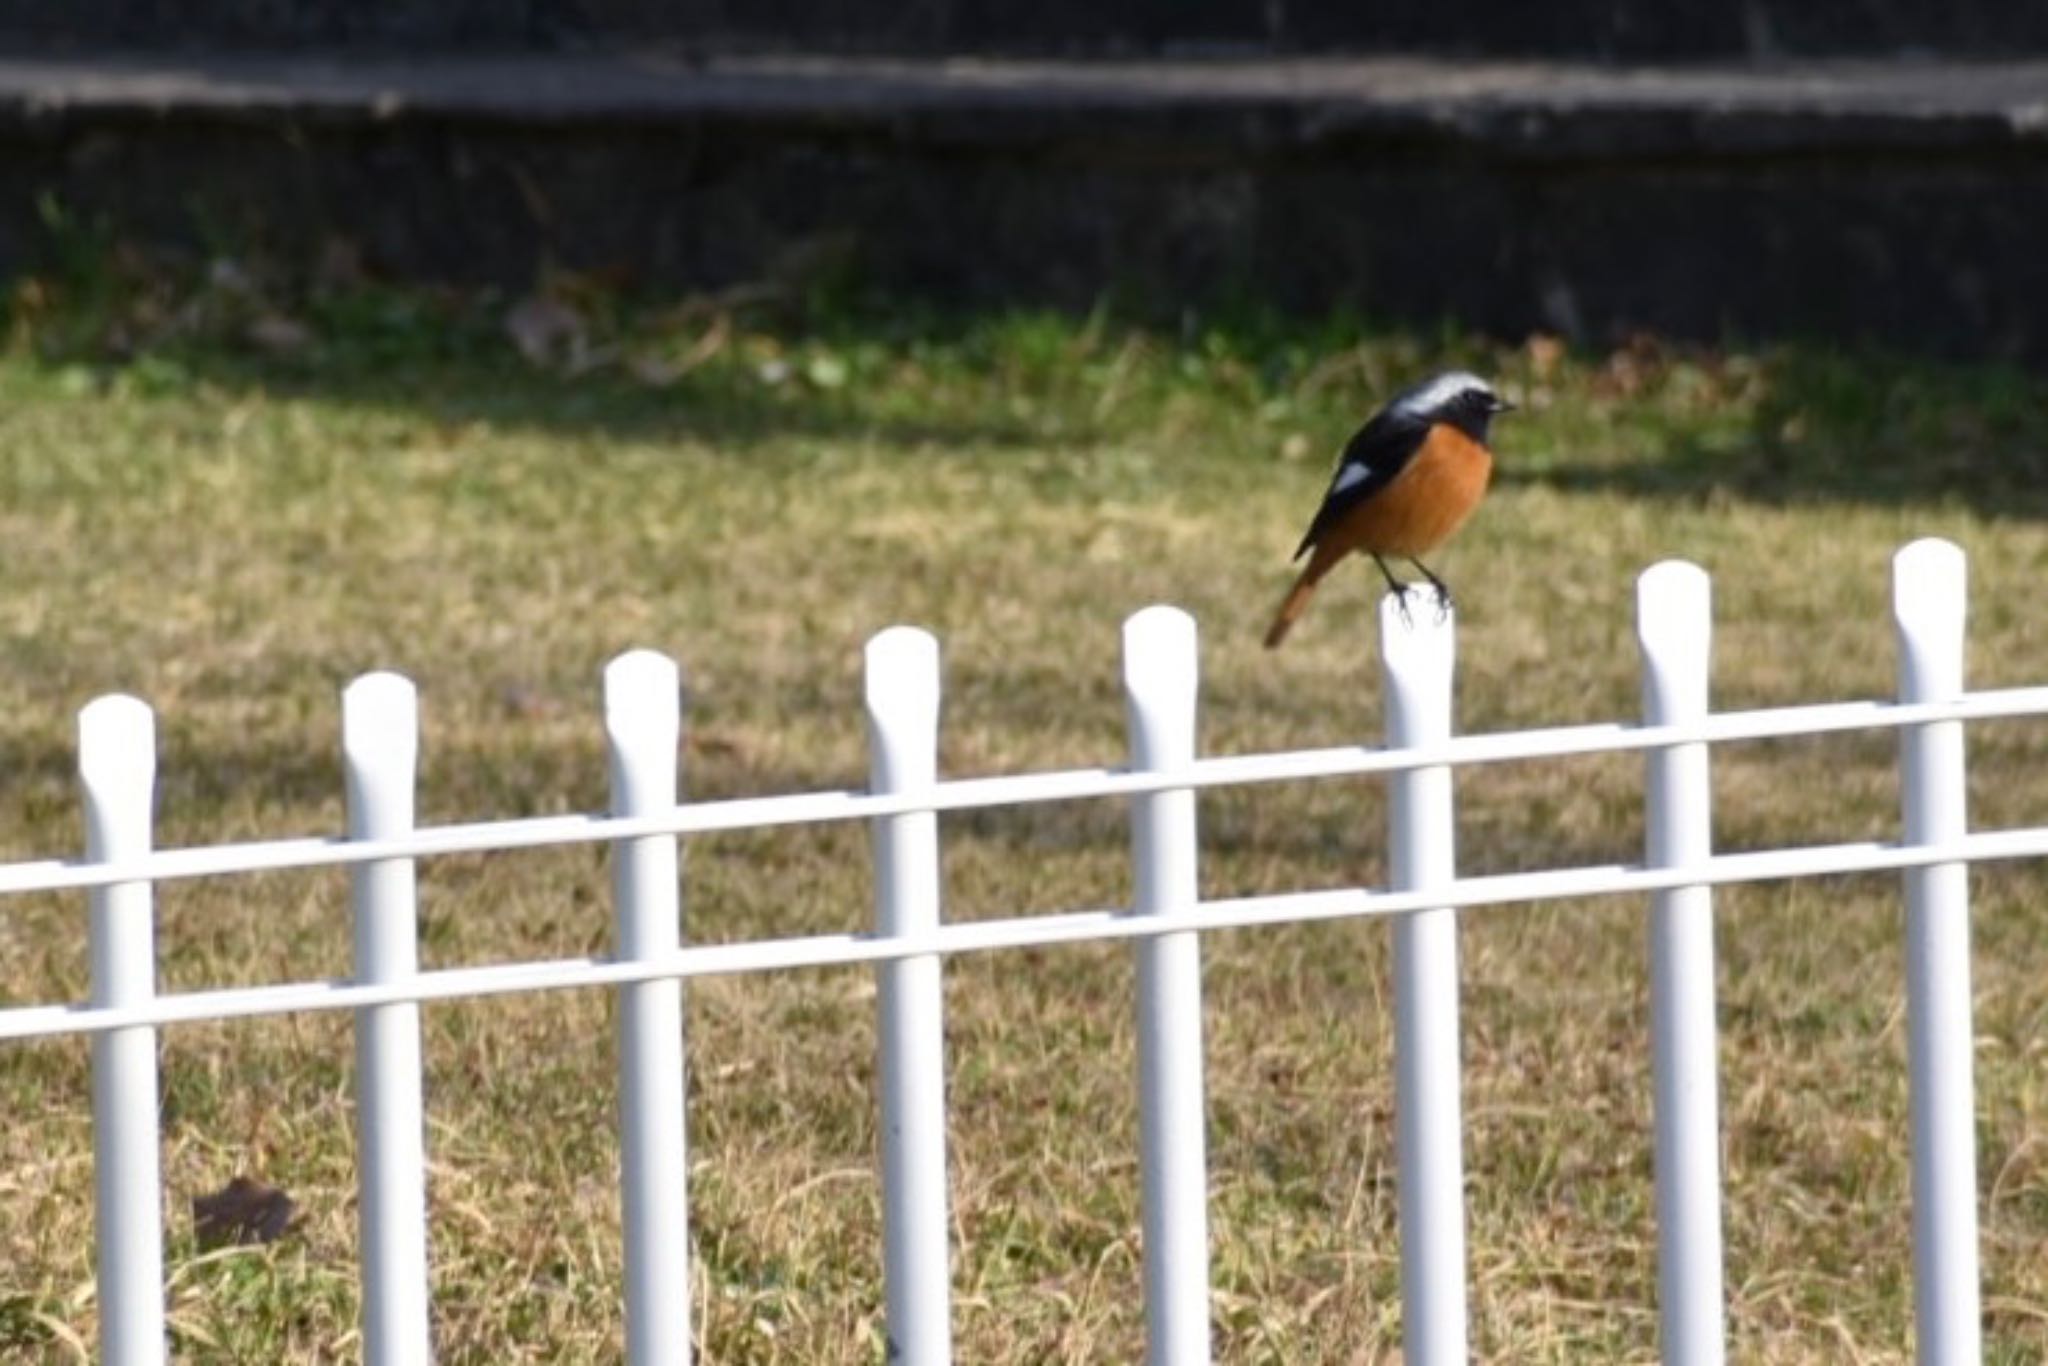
[1263,371,1513,649]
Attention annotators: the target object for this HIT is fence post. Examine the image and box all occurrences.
[1379,586,1468,1366]
[864,627,953,1365]
[1122,606,1213,1366]
[1892,538,1982,1366]
[344,673,434,1366]
[80,695,166,1366]
[1636,562,1726,1366]
[605,651,691,1366]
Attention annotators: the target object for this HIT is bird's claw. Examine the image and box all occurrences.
[1390,582,1417,627]
[1388,581,1453,629]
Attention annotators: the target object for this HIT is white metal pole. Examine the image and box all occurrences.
[1892,538,1982,1366]
[1636,562,1726,1366]
[1379,586,1469,1366]
[80,694,166,1366]
[1122,606,1213,1366]
[344,672,434,1365]
[864,627,953,1366]
[605,651,691,1366]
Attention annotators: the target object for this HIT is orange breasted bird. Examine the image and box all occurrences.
[1263,371,1513,649]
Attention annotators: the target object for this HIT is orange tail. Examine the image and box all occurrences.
[1263,545,1341,649]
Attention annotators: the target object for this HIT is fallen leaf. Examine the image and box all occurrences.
[499,683,560,719]
[504,293,587,369]
[804,353,849,389]
[688,731,749,761]
[246,314,313,355]
[314,236,368,292]
[626,351,684,388]
[1525,332,1565,380]
[626,314,731,388]
[206,257,257,298]
[192,1176,295,1249]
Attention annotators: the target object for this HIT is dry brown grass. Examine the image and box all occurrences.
[1,306,2047,1361]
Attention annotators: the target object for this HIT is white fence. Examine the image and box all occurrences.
[1,535,2039,1365]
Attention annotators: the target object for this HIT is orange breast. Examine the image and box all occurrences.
[1323,423,1493,559]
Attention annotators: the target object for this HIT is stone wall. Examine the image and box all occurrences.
[8,0,2048,60]
[8,55,2046,359]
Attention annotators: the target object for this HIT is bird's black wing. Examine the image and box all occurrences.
[1291,412,1431,559]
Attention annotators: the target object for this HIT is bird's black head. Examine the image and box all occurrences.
[1387,371,1515,443]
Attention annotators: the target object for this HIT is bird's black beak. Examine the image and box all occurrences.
[1491,396,1517,414]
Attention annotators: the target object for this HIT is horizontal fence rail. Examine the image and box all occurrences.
[1,537,2030,1366]
[10,827,2048,1045]
[0,691,2042,897]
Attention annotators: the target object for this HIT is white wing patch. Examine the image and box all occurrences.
[1392,370,1492,418]
[1331,461,1372,494]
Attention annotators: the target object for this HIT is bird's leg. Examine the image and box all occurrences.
[1409,559,1453,621]
[1372,554,1415,625]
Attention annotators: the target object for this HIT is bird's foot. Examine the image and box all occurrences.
[1409,562,1454,622]
[1389,581,1418,627]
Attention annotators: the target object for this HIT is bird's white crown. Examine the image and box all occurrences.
[1391,371,1496,419]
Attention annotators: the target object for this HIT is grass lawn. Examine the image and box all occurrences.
[2,268,2048,1361]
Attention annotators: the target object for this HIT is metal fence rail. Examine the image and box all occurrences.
[0,537,2026,1366]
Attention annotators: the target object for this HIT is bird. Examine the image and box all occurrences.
[1263,371,1513,649]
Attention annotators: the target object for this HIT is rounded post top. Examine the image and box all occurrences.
[1122,606,1198,769]
[1892,538,1967,635]
[1378,587,1455,702]
[865,626,941,790]
[1637,560,1712,721]
[603,649,683,749]
[342,671,419,767]
[864,626,941,716]
[1379,588,1456,747]
[1636,560,1712,653]
[78,694,156,799]
[1893,538,1967,701]
[1122,604,1196,655]
[343,672,419,835]
[79,694,156,860]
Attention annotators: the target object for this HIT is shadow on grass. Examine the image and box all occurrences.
[160,350,1064,459]
[1505,343,2048,519]
[13,260,2048,516]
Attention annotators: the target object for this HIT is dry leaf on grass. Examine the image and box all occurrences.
[192,1176,295,1249]
[245,314,314,355]
[504,292,588,369]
